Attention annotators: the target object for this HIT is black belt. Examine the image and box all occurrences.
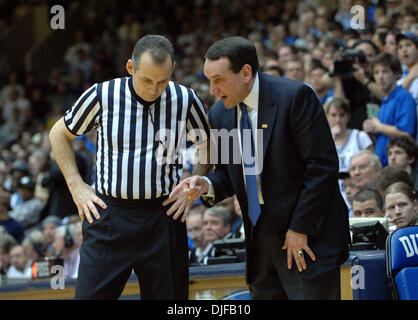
[97,193,169,208]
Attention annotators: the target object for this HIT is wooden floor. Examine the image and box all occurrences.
[0,263,354,300]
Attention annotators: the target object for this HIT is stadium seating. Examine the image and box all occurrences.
[386,226,418,300]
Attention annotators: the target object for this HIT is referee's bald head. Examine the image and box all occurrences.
[131,35,175,71]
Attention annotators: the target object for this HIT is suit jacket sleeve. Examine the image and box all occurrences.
[288,84,340,236]
[201,105,235,206]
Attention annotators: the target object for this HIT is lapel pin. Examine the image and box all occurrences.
[262,124,268,129]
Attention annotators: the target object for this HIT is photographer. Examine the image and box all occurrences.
[22,230,48,262]
[330,40,385,130]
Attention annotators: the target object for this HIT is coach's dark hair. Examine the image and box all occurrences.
[131,35,174,70]
[204,36,259,76]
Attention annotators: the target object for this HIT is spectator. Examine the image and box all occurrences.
[263,58,283,77]
[203,206,233,244]
[363,53,416,166]
[396,32,418,119]
[6,244,32,279]
[48,81,76,115]
[264,65,283,77]
[387,136,418,189]
[334,0,354,31]
[325,97,372,216]
[0,187,24,243]
[333,39,382,130]
[352,188,385,218]
[373,26,390,53]
[0,103,22,148]
[0,71,24,108]
[384,32,397,56]
[349,150,382,190]
[51,222,81,279]
[375,166,415,200]
[64,30,91,72]
[21,230,48,262]
[187,205,211,265]
[308,62,334,104]
[343,29,361,48]
[325,97,373,174]
[8,176,45,229]
[340,171,360,217]
[214,196,244,238]
[1,87,30,124]
[277,44,298,70]
[41,215,61,250]
[398,8,417,33]
[69,49,93,82]
[0,233,17,276]
[28,88,50,123]
[385,181,418,230]
[117,12,142,44]
[28,149,50,204]
[284,58,305,83]
[6,160,29,197]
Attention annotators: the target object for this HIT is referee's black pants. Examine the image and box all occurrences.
[75,194,189,300]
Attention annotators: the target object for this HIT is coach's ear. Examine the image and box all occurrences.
[126,59,134,76]
[171,61,176,73]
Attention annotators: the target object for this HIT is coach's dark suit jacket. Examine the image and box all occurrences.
[204,72,350,283]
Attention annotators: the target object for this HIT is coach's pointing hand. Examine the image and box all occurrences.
[163,175,209,222]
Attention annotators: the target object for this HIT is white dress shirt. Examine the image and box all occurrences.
[204,74,264,204]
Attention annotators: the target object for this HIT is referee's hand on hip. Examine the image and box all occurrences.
[70,181,107,224]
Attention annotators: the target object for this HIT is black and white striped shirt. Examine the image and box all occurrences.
[64,77,210,200]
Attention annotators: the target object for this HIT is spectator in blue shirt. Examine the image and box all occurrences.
[363,53,417,166]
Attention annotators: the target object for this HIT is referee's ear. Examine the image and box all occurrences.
[126,59,135,76]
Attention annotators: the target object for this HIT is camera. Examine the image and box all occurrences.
[31,257,64,279]
[329,49,367,79]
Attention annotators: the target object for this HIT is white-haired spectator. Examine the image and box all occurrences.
[349,150,383,190]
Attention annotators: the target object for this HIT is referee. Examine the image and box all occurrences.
[49,35,210,299]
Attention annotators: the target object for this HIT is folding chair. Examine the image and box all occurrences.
[386,226,418,300]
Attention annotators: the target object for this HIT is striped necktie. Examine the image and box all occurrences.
[240,103,261,226]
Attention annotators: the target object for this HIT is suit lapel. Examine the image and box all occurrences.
[257,73,278,162]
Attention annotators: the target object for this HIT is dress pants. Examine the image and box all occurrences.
[248,213,341,300]
[75,194,189,300]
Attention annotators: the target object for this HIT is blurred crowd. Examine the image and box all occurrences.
[1,0,418,283]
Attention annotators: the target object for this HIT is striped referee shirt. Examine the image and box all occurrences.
[64,76,210,200]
